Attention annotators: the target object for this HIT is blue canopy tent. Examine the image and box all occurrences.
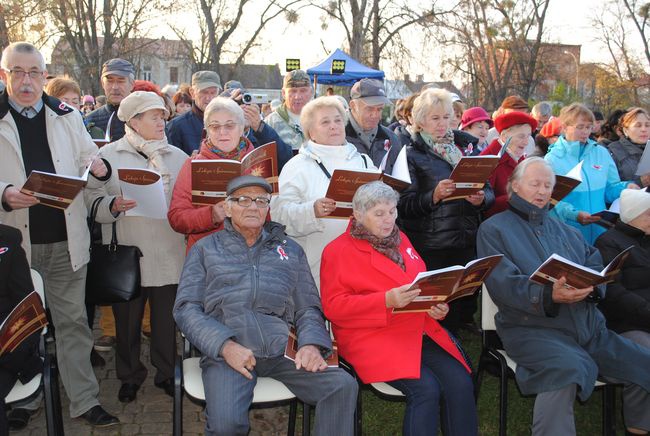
[306,49,384,87]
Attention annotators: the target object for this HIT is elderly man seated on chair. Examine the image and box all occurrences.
[476,157,650,436]
[173,175,357,436]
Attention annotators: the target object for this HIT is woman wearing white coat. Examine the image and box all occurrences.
[271,96,374,289]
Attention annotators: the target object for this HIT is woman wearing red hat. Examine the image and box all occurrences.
[460,106,493,155]
[480,111,537,217]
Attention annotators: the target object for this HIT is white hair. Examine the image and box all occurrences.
[203,97,245,126]
[507,156,556,197]
[300,96,349,142]
[411,88,453,132]
[352,181,400,215]
[1,42,46,71]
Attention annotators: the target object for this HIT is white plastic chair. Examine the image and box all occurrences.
[173,334,308,436]
[475,285,618,436]
[4,269,63,435]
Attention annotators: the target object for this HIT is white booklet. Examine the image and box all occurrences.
[117,168,168,219]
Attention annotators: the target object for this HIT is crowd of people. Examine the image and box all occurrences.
[1,39,650,436]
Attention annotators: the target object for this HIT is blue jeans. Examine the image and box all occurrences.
[387,336,477,436]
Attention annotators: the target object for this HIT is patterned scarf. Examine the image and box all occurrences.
[205,136,250,161]
[350,217,405,271]
[124,125,173,194]
[420,130,463,167]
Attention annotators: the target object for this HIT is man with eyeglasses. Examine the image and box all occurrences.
[85,58,135,141]
[264,69,313,151]
[166,70,222,155]
[174,175,357,436]
[0,42,119,428]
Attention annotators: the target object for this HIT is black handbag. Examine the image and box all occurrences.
[86,197,143,304]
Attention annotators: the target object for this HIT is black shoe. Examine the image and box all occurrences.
[79,405,119,427]
[90,349,106,367]
[118,383,140,403]
[8,408,35,431]
[154,378,174,397]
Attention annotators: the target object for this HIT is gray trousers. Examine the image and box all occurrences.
[201,355,358,436]
[532,331,650,436]
[31,242,100,417]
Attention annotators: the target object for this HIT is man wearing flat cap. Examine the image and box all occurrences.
[0,42,118,427]
[174,175,357,436]
[166,70,222,155]
[86,57,135,141]
[265,69,312,151]
[346,78,402,174]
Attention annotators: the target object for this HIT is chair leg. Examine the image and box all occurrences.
[354,385,363,436]
[494,353,509,436]
[302,402,311,436]
[173,355,183,436]
[474,351,486,402]
[601,385,616,436]
[287,399,296,435]
[42,350,63,436]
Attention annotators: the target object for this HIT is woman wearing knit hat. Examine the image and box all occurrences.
[479,111,537,217]
[460,106,493,155]
[85,90,188,403]
[595,188,650,435]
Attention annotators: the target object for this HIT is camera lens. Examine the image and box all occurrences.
[242,93,252,104]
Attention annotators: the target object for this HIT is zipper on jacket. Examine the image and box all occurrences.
[249,249,269,357]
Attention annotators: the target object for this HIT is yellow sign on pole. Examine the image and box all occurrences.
[286,59,301,72]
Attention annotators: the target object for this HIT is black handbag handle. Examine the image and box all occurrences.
[88,197,119,251]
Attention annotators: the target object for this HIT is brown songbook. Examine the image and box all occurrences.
[324,168,383,218]
[446,156,500,200]
[393,255,503,312]
[20,164,91,210]
[550,161,583,207]
[93,139,110,148]
[284,326,339,367]
[0,291,48,357]
[191,142,279,205]
[530,246,632,289]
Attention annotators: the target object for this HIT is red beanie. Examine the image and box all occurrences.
[494,111,538,133]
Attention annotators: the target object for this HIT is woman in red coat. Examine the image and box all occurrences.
[480,111,537,217]
[168,97,254,252]
[320,181,477,436]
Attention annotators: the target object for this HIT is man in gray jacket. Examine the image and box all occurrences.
[346,78,402,174]
[174,175,357,436]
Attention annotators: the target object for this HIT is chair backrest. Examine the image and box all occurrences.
[481,284,499,332]
[30,269,45,307]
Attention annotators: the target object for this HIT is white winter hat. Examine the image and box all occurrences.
[620,189,650,224]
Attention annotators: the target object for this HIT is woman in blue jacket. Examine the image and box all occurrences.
[545,103,638,244]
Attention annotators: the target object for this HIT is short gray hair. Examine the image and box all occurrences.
[1,42,46,71]
[507,156,556,197]
[411,88,453,132]
[352,181,400,215]
[301,96,348,142]
[203,97,245,126]
[531,101,552,118]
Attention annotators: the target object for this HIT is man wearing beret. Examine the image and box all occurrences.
[265,69,312,151]
[166,70,222,155]
[174,175,357,436]
[346,78,403,174]
[0,42,118,427]
[85,58,135,141]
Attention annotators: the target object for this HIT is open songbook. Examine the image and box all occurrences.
[284,326,339,367]
[530,246,632,289]
[20,163,93,210]
[550,161,583,207]
[393,255,503,313]
[445,139,510,201]
[0,291,48,357]
[191,141,278,205]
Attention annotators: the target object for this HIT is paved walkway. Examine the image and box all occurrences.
[12,334,293,435]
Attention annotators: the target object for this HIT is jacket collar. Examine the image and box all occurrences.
[615,220,647,239]
[222,218,288,247]
[0,91,74,119]
[507,193,548,225]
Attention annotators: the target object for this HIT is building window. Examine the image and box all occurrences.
[142,67,152,82]
[169,66,178,83]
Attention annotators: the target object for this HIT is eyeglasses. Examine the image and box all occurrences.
[6,69,44,80]
[206,122,240,133]
[227,196,271,208]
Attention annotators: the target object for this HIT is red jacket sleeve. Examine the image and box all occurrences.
[167,158,219,235]
[320,243,391,329]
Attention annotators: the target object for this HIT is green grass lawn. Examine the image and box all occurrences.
[356,328,626,436]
